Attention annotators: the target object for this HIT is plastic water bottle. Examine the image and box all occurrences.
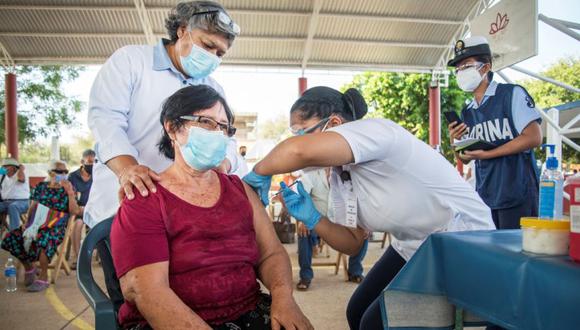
[539,144,564,219]
[4,257,17,292]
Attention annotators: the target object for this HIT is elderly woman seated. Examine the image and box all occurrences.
[1,160,81,292]
[110,85,312,330]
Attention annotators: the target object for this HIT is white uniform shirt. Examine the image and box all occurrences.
[231,153,249,178]
[1,174,30,200]
[328,118,494,260]
[84,40,239,227]
[301,169,330,217]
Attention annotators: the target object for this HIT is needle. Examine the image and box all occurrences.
[272,180,300,198]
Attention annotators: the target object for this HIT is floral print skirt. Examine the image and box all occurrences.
[1,223,67,263]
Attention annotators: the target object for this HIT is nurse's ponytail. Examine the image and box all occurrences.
[290,86,368,122]
[342,88,368,121]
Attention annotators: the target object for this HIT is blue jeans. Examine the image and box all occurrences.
[298,233,368,281]
[0,199,29,230]
[348,239,368,277]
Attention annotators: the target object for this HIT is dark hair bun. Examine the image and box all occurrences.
[343,88,368,119]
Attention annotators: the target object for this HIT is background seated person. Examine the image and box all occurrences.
[111,85,312,330]
[0,158,30,231]
[68,149,96,267]
[1,160,81,292]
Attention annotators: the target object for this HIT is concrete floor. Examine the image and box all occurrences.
[0,237,388,330]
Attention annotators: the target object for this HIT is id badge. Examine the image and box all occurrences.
[344,181,358,228]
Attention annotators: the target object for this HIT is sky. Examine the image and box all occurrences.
[59,0,580,144]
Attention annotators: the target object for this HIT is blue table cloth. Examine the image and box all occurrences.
[381,230,580,330]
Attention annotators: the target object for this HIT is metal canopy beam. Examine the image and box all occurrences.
[301,0,324,71]
[133,0,156,45]
[0,1,478,70]
[510,65,580,94]
[0,5,464,25]
[549,17,580,30]
[0,41,15,69]
[539,14,580,42]
[435,0,488,69]
[0,32,448,48]
[12,56,434,72]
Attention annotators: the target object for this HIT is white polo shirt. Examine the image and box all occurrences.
[1,174,30,200]
[301,168,330,217]
[328,118,494,260]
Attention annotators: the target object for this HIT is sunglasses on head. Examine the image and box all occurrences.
[191,10,240,36]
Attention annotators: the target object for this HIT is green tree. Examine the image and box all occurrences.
[342,72,469,162]
[60,134,95,168]
[17,134,94,169]
[520,57,580,164]
[0,65,84,150]
[19,142,51,164]
[521,57,579,109]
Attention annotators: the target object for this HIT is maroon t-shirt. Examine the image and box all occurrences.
[110,172,261,327]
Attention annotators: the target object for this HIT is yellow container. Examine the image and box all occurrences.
[520,218,570,255]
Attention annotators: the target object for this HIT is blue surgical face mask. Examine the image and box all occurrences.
[179,126,228,171]
[180,33,222,80]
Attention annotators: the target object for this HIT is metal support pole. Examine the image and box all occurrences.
[496,70,514,84]
[428,80,441,150]
[510,65,580,94]
[456,156,464,175]
[539,14,580,42]
[4,73,18,159]
[299,77,308,96]
[51,136,60,161]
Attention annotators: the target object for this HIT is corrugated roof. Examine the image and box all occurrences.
[0,0,484,72]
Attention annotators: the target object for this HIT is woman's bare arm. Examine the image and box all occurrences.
[243,183,293,298]
[253,132,354,176]
[313,217,367,256]
[120,261,211,330]
[242,183,313,330]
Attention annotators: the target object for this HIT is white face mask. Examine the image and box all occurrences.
[457,66,484,92]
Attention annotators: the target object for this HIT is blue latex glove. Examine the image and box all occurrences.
[280,181,322,230]
[0,167,6,175]
[243,171,272,206]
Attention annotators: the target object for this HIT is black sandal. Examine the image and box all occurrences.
[348,274,365,283]
[296,279,311,291]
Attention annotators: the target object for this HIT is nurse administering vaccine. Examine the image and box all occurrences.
[243,86,495,330]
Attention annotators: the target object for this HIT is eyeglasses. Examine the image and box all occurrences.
[191,10,241,36]
[180,115,236,137]
[290,118,330,136]
[52,169,69,174]
[454,62,484,74]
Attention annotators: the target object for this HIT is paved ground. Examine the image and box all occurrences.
[0,237,388,330]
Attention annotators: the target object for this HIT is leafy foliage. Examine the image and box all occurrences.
[18,134,94,168]
[0,65,84,147]
[520,57,580,164]
[520,57,580,109]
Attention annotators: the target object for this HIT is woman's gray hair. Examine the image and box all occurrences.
[49,159,67,170]
[165,1,236,45]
